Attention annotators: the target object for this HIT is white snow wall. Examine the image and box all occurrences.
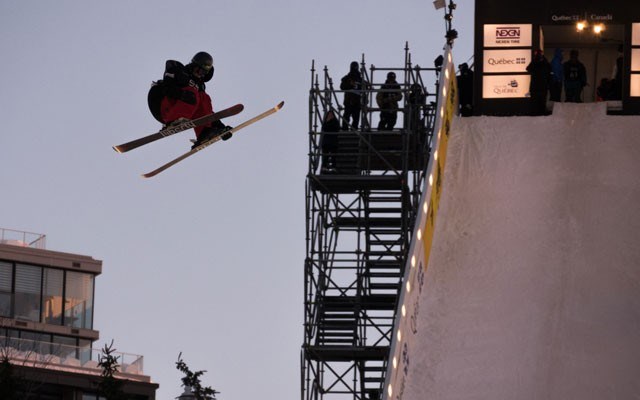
[385,99,640,400]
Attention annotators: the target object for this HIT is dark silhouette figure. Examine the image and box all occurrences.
[456,63,474,117]
[549,48,564,102]
[340,61,363,130]
[596,78,614,101]
[611,45,623,100]
[376,72,403,130]
[320,110,340,174]
[526,49,552,115]
[563,50,587,103]
[408,83,426,133]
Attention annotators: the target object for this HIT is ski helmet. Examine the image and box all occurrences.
[191,51,214,71]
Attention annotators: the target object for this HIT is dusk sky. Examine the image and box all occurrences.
[0,1,474,399]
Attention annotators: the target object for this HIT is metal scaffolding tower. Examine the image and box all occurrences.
[302,44,440,400]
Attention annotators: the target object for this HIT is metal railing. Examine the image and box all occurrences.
[0,336,144,376]
[0,228,47,249]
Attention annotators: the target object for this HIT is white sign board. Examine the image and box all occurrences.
[484,24,532,47]
[483,75,531,98]
[631,74,640,97]
[633,23,640,46]
[483,49,531,73]
[632,48,640,72]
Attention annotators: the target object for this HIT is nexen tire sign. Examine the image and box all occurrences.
[484,24,532,47]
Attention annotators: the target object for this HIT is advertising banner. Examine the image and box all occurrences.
[633,23,640,46]
[483,24,532,47]
[482,74,531,98]
[483,49,530,73]
[631,74,640,97]
[382,46,457,400]
[632,48,640,72]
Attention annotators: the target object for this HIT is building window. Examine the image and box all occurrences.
[14,264,42,322]
[0,262,95,329]
[0,261,12,317]
[42,268,64,325]
[64,271,94,329]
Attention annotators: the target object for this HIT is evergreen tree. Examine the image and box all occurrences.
[97,341,128,400]
[176,353,219,400]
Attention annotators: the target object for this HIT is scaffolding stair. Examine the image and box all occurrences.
[316,296,357,346]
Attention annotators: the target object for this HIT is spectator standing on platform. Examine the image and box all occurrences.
[320,110,340,174]
[376,72,403,130]
[611,45,624,100]
[340,61,363,130]
[526,49,551,115]
[596,78,614,101]
[563,49,587,103]
[457,63,474,117]
[549,48,564,102]
[408,83,426,133]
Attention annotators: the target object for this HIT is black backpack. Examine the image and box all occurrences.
[147,80,167,123]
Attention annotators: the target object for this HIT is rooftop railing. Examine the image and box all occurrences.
[0,228,47,249]
[1,336,145,378]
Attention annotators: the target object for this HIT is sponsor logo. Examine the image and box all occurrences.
[495,26,521,44]
[488,57,527,66]
[496,26,520,38]
[591,14,613,21]
[552,13,613,22]
[493,80,520,95]
[551,14,580,22]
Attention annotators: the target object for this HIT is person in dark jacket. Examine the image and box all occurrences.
[340,61,363,130]
[320,110,340,174]
[549,48,564,102]
[611,45,623,100]
[376,72,403,130]
[563,49,587,103]
[148,51,231,149]
[456,63,474,117]
[407,83,426,133]
[526,49,552,115]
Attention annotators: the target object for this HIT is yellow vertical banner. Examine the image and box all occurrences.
[383,46,458,400]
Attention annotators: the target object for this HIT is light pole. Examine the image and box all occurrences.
[176,386,196,400]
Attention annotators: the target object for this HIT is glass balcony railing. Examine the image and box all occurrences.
[0,228,47,249]
[1,336,144,376]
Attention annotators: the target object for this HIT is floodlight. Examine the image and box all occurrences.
[593,24,604,34]
[576,21,587,31]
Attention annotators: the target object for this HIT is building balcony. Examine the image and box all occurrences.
[2,335,151,383]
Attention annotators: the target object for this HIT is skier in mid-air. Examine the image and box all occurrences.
[148,51,232,148]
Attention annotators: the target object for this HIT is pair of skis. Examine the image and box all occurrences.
[113,101,284,178]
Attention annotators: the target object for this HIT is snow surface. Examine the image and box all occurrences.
[404,102,640,399]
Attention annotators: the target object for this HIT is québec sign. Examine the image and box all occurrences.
[483,49,530,73]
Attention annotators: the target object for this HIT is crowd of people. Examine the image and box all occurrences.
[526,46,623,115]
[318,61,431,173]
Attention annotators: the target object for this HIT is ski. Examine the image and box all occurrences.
[141,101,285,178]
[113,104,244,153]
